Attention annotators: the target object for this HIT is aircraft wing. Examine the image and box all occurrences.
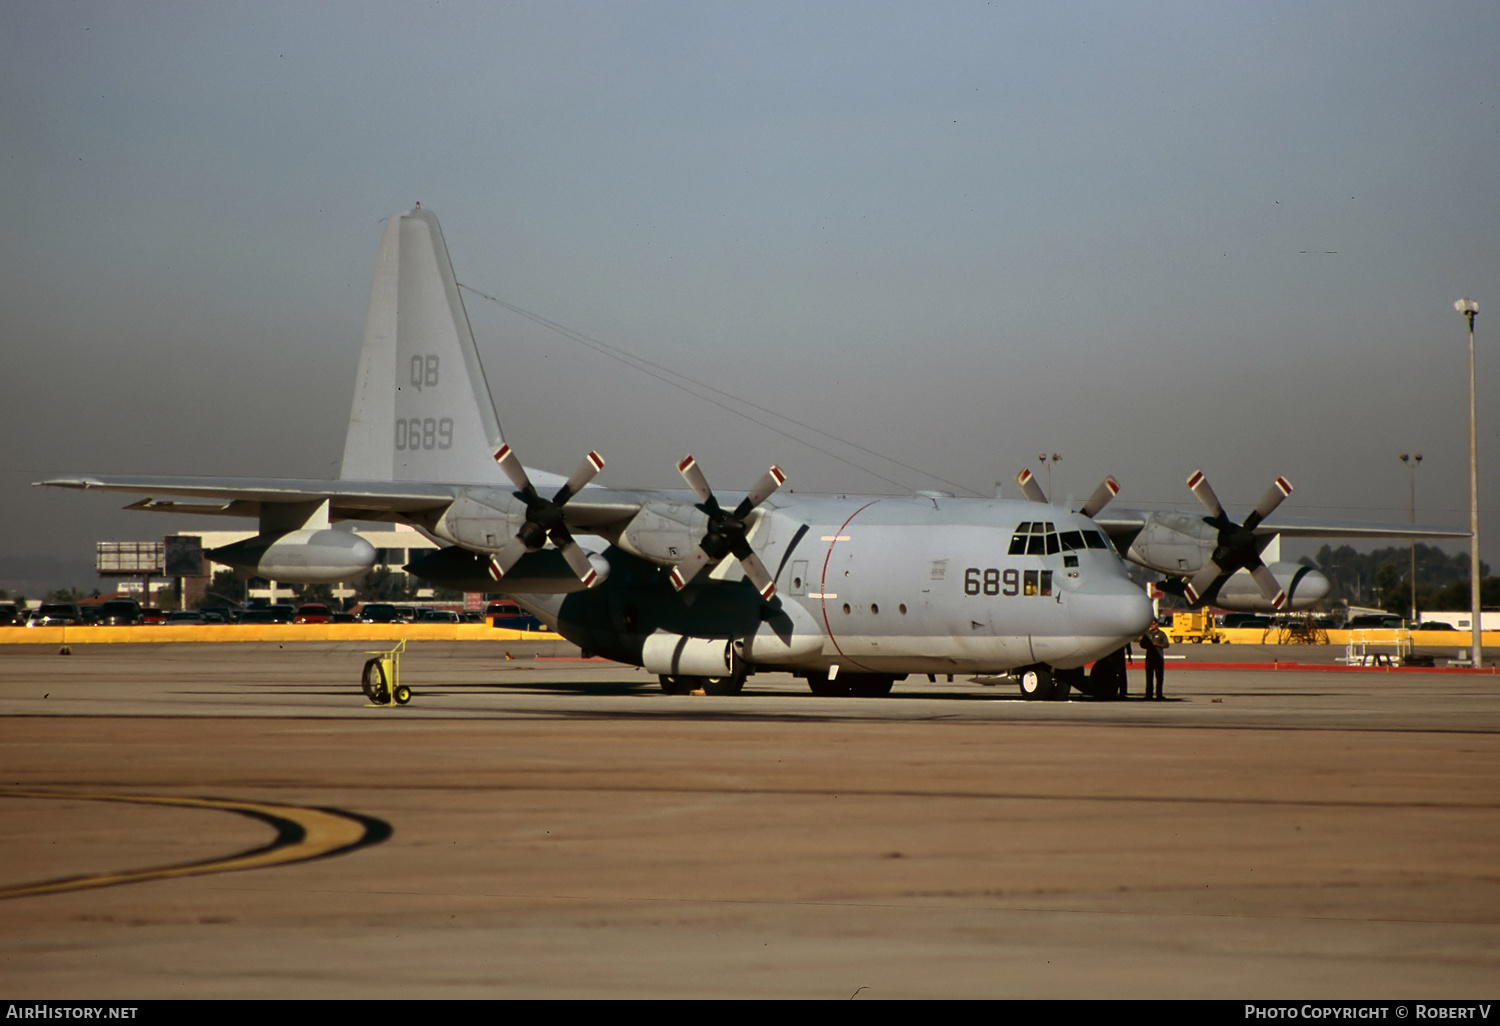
[37,475,462,519]
[1094,508,1469,541]
[37,474,648,529]
[1245,514,1469,540]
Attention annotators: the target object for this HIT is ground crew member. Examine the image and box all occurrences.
[1141,622,1170,699]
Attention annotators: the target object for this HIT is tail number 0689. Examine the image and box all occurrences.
[395,417,454,451]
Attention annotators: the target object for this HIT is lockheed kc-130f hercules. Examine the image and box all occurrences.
[40,207,1465,698]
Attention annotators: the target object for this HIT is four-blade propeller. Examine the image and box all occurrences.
[488,444,606,588]
[668,455,786,599]
[1181,470,1293,609]
[1014,468,1121,518]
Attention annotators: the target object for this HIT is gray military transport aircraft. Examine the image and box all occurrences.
[41,206,1465,698]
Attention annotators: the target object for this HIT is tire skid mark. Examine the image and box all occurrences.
[0,790,391,900]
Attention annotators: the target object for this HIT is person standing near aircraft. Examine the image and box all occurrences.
[1140,622,1170,699]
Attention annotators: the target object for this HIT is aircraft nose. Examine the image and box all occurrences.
[1069,580,1155,640]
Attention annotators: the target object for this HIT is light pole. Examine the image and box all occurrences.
[1456,299,1481,667]
[1399,453,1423,622]
[1037,453,1061,502]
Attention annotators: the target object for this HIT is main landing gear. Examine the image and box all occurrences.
[659,670,745,696]
[805,673,896,697]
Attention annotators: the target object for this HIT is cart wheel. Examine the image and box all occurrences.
[393,683,412,705]
[362,658,389,703]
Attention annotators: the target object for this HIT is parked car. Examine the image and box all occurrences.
[416,609,460,623]
[359,603,409,623]
[165,610,209,625]
[1346,614,1407,630]
[140,607,167,625]
[0,603,23,626]
[1219,612,1263,629]
[95,599,143,626]
[486,600,546,632]
[293,603,334,624]
[29,603,84,627]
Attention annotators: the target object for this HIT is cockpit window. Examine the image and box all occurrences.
[1083,530,1109,550]
[1010,520,1077,557]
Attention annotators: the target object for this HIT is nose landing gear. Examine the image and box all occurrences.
[1017,665,1071,701]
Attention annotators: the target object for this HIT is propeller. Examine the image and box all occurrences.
[668,455,786,599]
[1077,476,1121,518]
[1014,468,1048,505]
[1181,470,1293,608]
[488,444,606,587]
[1014,468,1120,518]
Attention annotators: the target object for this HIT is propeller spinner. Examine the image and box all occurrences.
[488,444,606,587]
[668,455,786,600]
[1181,470,1293,609]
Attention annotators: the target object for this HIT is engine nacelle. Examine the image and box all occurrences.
[1213,562,1330,612]
[1124,511,1215,575]
[614,505,703,564]
[209,530,377,584]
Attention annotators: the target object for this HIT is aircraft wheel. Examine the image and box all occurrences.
[659,674,694,695]
[1048,667,1082,701]
[807,675,851,696]
[393,683,412,705]
[1017,666,1053,701]
[846,674,894,697]
[361,658,389,703]
[701,673,745,696]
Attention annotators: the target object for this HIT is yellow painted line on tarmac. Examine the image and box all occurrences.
[0,790,390,900]
[0,625,560,644]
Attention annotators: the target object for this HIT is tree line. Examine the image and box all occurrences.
[1302,543,1499,614]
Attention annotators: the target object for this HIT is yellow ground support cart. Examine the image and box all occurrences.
[361,639,412,706]
[1167,610,1219,644]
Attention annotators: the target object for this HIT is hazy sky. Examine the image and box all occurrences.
[3,1,1498,595]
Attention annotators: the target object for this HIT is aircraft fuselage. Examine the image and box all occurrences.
[486,492,1155,678]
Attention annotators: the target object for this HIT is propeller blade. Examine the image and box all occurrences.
[736,549,777,600]
[487,535,531,580]
[556,537,602,588]
[555,450,606,506]
[668,551,715,591]
[1186,470,1225,520]
[492,444,533,495]
[1014,468,1048,505]
[1242,476,1293,532]
[1249,562,1288,609]
[739,465,787,513]
[1183,561,1224,605]
[677,455,714,505]
[1078,476,1121,519]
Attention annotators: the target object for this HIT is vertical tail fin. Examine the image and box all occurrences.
[340,206,505,484]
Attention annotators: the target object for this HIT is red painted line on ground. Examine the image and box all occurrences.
[1114,660,1498,674]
